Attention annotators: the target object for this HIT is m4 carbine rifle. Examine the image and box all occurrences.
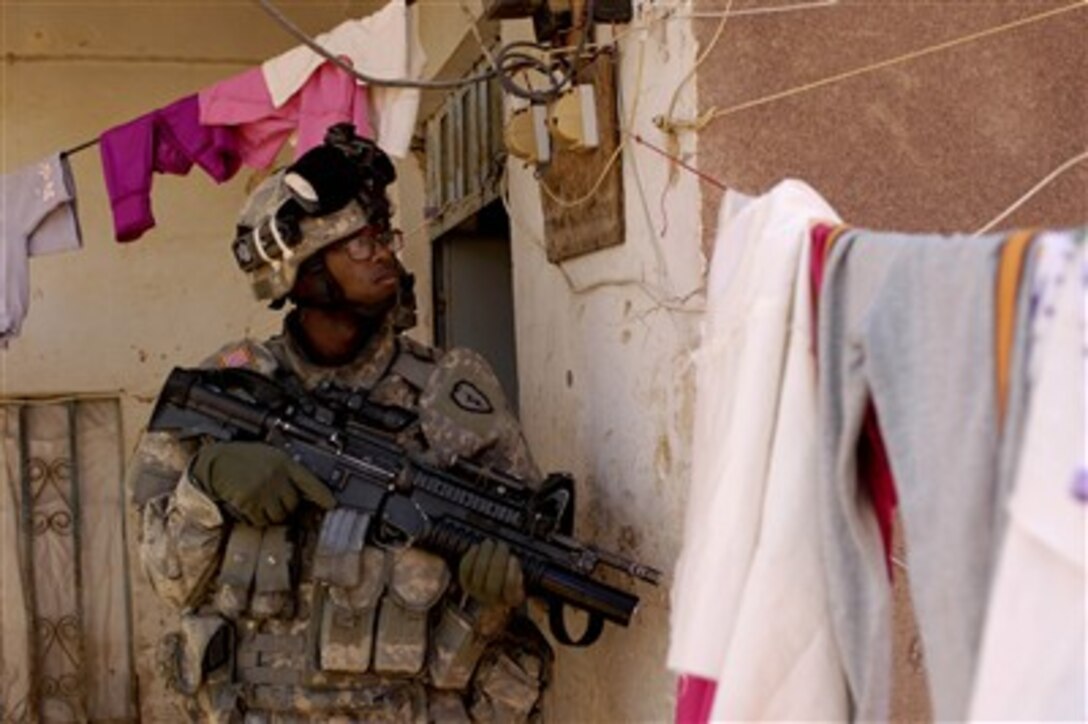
[148,367,661,647]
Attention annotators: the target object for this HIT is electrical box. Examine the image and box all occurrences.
[539,51,625,263]
[548,84,599,151]
[488,0,632,38]
[483,0,542,20]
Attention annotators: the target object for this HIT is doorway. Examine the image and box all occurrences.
[432,201,519,411]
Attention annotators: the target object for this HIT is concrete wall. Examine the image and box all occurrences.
[0,3,415,720]
[500,14,705,722]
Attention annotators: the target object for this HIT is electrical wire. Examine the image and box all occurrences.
[495,0,598,103]
[539,17,644,208]
[696,0,1088,128]
[255,0,495,89]
[255,0,596,103]
[656,0,735,135]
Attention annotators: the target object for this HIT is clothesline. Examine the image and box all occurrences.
[670,180,1087,723]
[57,118,1087,237]
[657,0,1088,133]
[628,133,728,191]
[61,138,99,158]
[629,132,1088,235]
[0,0,430,347]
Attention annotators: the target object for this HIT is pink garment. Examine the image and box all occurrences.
[199,60,372,170]
[100,94,241,242]
[675,675,717,724]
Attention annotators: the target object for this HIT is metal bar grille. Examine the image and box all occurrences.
[423,54,505,240]
[3,400,133,722]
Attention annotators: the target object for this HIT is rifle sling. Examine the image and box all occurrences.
[547,601,605,647]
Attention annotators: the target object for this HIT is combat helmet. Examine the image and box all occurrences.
[231,124,397,305]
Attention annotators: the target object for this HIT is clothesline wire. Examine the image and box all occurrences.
[975,149,1088,235]
[682,0,838,19]
[57,1,1088,220]
[659,0,736,136]
[632,132,1085,237]
[61,138,100,158]
[629,133,729,191]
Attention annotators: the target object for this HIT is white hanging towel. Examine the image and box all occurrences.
[669,179,847,720]
[969,230,1087,721]
[262,0,426,158]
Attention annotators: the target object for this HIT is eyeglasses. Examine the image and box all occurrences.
[340,227,404,261]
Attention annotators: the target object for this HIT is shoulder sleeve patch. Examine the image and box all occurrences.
[200,339,279,375]
[218,346,254,369]
[451,380,494,414]
[417,347,540,483]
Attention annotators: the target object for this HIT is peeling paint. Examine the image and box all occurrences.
[654,434,672,480]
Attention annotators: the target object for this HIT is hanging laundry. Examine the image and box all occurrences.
[674,674,716,724]
[669,181,848,721]
[810,224,899,578]
[0,153,83,347]
[260,0,425,158]
[818,228,1017,721]
[969,230,1086,721]
[991,230,1041,526]
[99,94,241,242]
[199,60,373,170]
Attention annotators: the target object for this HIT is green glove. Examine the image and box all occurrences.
[458,539,525,608]
[191,441,336,526]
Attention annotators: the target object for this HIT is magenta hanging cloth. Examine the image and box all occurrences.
[199,60,373,170]
[675,675,717,724]
[99,94,241,242]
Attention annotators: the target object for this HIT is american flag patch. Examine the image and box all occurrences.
[218,346,253,368]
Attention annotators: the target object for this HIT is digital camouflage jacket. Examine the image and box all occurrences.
[129,320,552,723]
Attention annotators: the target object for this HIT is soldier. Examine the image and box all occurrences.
[128,124,552,723]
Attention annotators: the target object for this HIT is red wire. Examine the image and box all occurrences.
[629,133,729,191]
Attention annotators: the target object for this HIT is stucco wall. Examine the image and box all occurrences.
[502,14,705,721]
[692,0,1087,243]
[0,2,425,719]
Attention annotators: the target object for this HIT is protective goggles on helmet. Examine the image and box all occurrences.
[231,201,304,273]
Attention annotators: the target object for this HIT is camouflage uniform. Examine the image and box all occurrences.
[130,318,551,723]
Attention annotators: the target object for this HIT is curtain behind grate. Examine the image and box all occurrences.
[0,400,136,723]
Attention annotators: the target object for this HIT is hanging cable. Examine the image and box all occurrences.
[495,0,598,103]
[255,0,596,102]
[255,0,495,89]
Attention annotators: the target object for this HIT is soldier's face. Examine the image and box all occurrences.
[324,232,400,308]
